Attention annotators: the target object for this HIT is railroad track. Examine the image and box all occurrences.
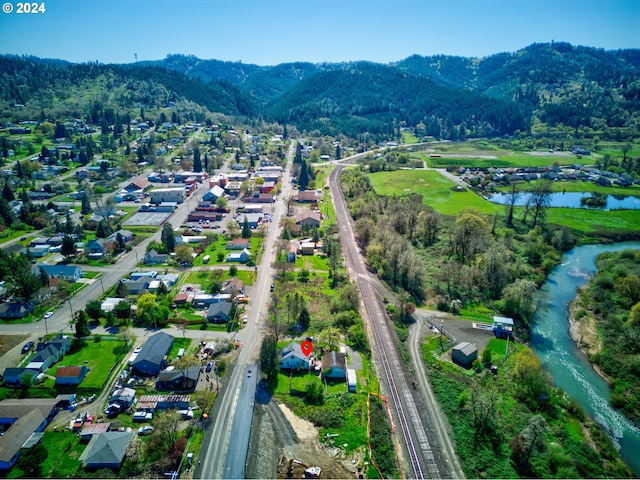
[329,164,441,479]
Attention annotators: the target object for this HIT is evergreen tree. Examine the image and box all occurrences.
[38,267,49,288]
[81,192,91,214]
[161,222,176,252]
[0,197,15,227]
[75,311,90,338]
[242,216,252,239]
[193,146,202,172]
[335,144,341,160]
[61,234,75,257]
[54,121,66,139]
[1,138,7,159]
[64,214,74,234]
[96,221,109,239]
[298,159,309,191]
[294,143,303,164]
[16,160,24,179]
[204,153,209,171]
[2,182,14,202]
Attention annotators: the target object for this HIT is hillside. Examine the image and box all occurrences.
[1,42,639,138]
[0,55,256,123]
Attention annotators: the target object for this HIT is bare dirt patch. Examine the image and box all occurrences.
[247,396,359,479]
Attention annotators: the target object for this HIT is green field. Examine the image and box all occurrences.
[55,338,125,390]
[368,169,640,233]
[368,169,501,215]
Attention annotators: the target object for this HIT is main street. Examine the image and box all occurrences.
[195,141,295,479]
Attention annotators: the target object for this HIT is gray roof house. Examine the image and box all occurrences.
[279,342,310,371]
[144,249,170,265]
[156,365,200,392]
[79,431,134,470]
[225,248,251,263]
[322,351,347,379]
[131,332,174,376]
[206,302,232,323]
[0,409,47,470]
[1,368,39,386]
[37,264,83,282]
[108,387,136,409]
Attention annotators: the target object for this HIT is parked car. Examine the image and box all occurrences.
[133,411,153,422]
[243,314,248,324]
[270,283,275,292]
[138,426,154,436]
[21,341,34,354]
[43,311,54,319]
[206,361,214,373]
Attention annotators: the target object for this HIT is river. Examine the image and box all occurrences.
[530,241,640,476]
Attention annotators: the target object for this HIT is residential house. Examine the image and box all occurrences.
[121,277,152,295]
[27,336,71,371]
[37,264,82,283]
[79,431,134,470]
[295,210,321,230]
[131,332,174,376]
[108,387,136,410]
[206,302,232,323]
[279,342,310,371]
[55,365,89,386]
[0,408,46,470]
[0,398,59,469]
[260,181,276,194]
[1,368,39,386]
[296,190,318,203]
[123,177,151,193]
[451,342,478,368]
[156,273,179,289]
[21,245,49,258]
[105,230,133,248]
[226,238,250,250]
[220,277,244,297]
[225,248,251,263]
[173,292,194,305]
[202,185,225,202]
[144,249,169,265]
[0,301,35,319]
[238,213,262,229]
[155,365,200,392]
[85,238,107,257]
[321,351,347,380]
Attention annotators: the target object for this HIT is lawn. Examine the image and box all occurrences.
[167,337,193,360]
[368,169,501,215]
[55,337,125,390]
[295,254,330,272]
[6,431,86,478]
[367,169,640,233]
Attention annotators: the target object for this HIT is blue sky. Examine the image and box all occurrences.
[0,0,638,65]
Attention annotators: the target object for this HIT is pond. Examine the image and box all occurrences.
[487,191,640,210]
[530,241,640,476]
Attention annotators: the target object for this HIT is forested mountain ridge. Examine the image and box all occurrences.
[138,42,640,134]
[267,62,528,138]
[0,55,256,123]
[2,42,639,138]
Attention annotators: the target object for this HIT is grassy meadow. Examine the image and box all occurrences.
[368,169,640,234]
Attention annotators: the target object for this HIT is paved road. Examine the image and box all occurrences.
[196,141,295,479]
[0,181,209,338]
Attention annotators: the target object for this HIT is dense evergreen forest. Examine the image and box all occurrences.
[2,42,639,140]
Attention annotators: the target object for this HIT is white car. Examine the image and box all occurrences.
[43,311,54,319]
[133,347,141,354]
[138,425,154,436]
[243,314,248,324]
